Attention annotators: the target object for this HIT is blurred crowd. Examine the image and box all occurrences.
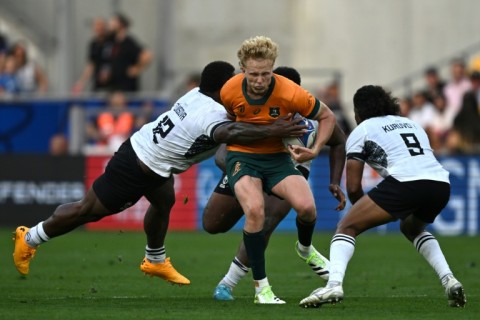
[0,36,48,96]
[1,12,478,156]
[400,58,480,155]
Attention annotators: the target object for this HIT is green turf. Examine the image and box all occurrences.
[0,229,478,319]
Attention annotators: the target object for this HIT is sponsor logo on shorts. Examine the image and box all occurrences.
[269,107,280,118]
[253,108,261,115]
[232,162,241,176]
[219,175,229,188]
[119,201,133,211]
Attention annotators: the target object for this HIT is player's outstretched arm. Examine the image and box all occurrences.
[346,158,365,205]
[213,114,307,144]
[326,124,347,210]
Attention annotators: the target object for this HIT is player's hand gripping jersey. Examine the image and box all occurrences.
[346,115,449,183]
[131,88,230,177]
[221,74,320,154]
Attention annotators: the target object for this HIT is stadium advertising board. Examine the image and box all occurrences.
[0,155,84,226]
[1,155,478,235]
[196,156,480,236]
[85,155,197,231]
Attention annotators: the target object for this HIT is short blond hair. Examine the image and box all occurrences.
[237,36,278,68]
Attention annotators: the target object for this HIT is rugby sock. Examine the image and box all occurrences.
[413,232,452,285]
[296,217,316,247]
[25,221,50,247]
[254,277,271,294]
[243,230,266,280]
[296,241,313,257]
[219,257,249,289]
[327,234,356,285]
[145,245,166,263]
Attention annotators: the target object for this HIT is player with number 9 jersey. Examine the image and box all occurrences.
[299,85,466,309]
[346,115,449,183]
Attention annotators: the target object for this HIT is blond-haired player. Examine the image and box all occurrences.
[221,36,337,304]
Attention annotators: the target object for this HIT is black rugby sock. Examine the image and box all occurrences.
[243,230,266,280]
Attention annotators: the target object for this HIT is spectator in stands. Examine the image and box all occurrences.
[443,58,471,126]
[424,67,445,103]
[86,91,134,151]
[429,94,451,153]
[73,17,110,93]
[104,13,153,91]
[134,100,156,131]
[408,91,438,148]
[318,81,352,134]
[446,71,480,154]
[49,134,69,156]
[9,41,48,93]
[399,96,413,117]
[0,54,20,96]
[0,32,9,72]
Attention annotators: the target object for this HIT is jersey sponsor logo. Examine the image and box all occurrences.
[239,106,245,114]
[173,103,187,120]
[253,108,261,115]
[269,107,280,118]
[232,161,242,176]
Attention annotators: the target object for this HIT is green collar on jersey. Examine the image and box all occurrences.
[242,75,276,105]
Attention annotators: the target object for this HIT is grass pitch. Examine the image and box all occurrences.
[0,229,478,319]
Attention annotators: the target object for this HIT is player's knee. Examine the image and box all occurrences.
[335,220,360,237]
[399,220,423,242]
[202,218,223,234]
[295,201,316,221]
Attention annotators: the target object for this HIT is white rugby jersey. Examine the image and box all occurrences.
[131,88,231,177]
[346,115,449,183]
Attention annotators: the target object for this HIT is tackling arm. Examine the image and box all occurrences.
[212,114,307,144]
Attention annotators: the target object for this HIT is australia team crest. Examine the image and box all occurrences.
[269,107,280,118]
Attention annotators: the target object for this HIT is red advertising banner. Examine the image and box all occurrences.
[85,156,197,231]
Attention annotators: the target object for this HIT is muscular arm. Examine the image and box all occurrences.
[212,114,307,144]
[311,102,336,155]
[326,124,347,210]
[346,158,365,205]
[214,144,228,173]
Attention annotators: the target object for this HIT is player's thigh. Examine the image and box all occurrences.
[271,175,315,214]
[203,192,244,233]
[337,195,396,236]
[234,175,265,216]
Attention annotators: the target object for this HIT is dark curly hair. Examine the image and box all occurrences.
[199,61,235,93]
[273,66,301,85]
[353,85,400,121]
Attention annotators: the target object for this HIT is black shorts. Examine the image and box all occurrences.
[213,165,310,197]
[368,176,450,223]
[92,139,169,213]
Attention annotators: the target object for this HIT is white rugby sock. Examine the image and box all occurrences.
[219,257,249,289]
[254,277,270,294]
[25,222,50,247]
[145,245,166,263]
[413,232,452,285]
[296,242,313,258]
[327,234,356,285]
